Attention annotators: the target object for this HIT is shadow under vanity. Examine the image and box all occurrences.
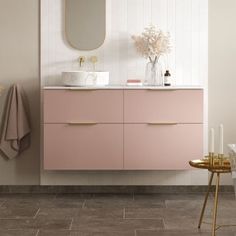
[43,86,203,170]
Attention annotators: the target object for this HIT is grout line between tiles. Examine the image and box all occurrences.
[162,218,167,229]
[82,200,86,209]
[0,200,6,207]
[69,218,74,230]
[35,229,40,236]
[33,208,41,219]
[164,199,167,208]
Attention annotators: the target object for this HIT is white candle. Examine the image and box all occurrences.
[209,128,214,153]
[219,124,224,154]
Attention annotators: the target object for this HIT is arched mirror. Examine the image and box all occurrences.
[65,0,106,50]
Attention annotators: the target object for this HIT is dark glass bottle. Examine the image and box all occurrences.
[164,70,171,86]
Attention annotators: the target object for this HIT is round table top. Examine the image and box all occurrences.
[189,159,231,173]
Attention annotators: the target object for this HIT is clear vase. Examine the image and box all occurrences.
[145,61,163,86]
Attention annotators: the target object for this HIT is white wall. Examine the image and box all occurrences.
[42,0,207,87]
[0,0,40,185]
[40,0,208,185]
[209,0,236,185]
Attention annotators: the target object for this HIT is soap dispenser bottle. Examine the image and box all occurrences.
[164,70,171,86]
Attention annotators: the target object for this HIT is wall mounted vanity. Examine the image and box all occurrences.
[43,86,203,170]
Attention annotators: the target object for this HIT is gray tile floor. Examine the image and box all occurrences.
[0,192,235,235]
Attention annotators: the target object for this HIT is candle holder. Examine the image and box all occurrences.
[205,152,230,171]
[189,155,234,236]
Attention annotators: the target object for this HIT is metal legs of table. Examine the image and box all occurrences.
[198,172,220,236]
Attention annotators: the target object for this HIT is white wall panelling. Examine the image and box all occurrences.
[40,0,208,185]
[41,0,207,86]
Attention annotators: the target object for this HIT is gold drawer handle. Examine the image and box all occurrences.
[68,88,98,91]
[148,122,178,125]
[68,121,98,125]
[147,88,177,91]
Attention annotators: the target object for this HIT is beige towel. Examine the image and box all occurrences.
[0,84,31,159]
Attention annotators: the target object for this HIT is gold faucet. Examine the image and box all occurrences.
[78,56,86,68]
[89,56,98,71]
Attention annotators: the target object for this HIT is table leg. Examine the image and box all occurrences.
[212,173,220,236]
[198,172,214,229]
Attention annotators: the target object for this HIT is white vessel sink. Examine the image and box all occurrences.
[62,71,109,87]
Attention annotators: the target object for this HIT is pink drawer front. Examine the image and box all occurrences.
[44,90,123,123]
[44,124,123,170]
[124,90,203,123]
[124,124,203,170]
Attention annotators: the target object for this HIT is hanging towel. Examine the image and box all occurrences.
[0,84,31,159]
[228,144,236,198]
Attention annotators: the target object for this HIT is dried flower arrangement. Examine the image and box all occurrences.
[132,25,171,64]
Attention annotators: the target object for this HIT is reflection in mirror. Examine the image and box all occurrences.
[65,0,106,50]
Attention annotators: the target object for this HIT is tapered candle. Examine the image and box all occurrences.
[219,124,224,154]
[209,128,214,153]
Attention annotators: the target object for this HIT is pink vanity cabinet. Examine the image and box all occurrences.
[43,89,124,170]
[43,88,203,170]
[123,89,203,170]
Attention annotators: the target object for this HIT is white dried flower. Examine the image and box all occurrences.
[132,25,171,63]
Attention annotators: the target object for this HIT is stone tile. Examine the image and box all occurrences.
[45,199,85,208]
[86,194,165,208]
[72,217,163,232]
[163,215,211,231]
[125,205,205,219]
[0,229,37,236]
[125,208,165,219]
[0,206,39,219]
[85,194,133,208]
[77,208,123,219]
[165,200,213,215]
[36,207,123,220]
[92,194,134,199]
[218,192,236,200]
[37,208,80,219]
[132,198,165,208]
[165,200,205,209]
[38,230,71,236]
[206,207,236,219]
[38,230,134,236]
[0,192,235,235]
[134,193,209,201]
[0,199,5,205]
[0,194,56,200]
[69,231,134,236]
[216,199,236,208]
[56,193,92,200]
[136,229,235,236]
[3,198,84,209]
[0,218,72,230]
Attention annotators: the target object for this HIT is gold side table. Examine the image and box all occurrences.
[189,158,234,236]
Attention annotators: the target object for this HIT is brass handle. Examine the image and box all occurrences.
[68,88,97,91]
[147,88,177,91]
[147,122,178,125]
[68,121,98,125]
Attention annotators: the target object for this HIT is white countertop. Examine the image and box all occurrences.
[44,85,204,90]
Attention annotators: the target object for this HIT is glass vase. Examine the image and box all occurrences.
[145,61,163,86]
